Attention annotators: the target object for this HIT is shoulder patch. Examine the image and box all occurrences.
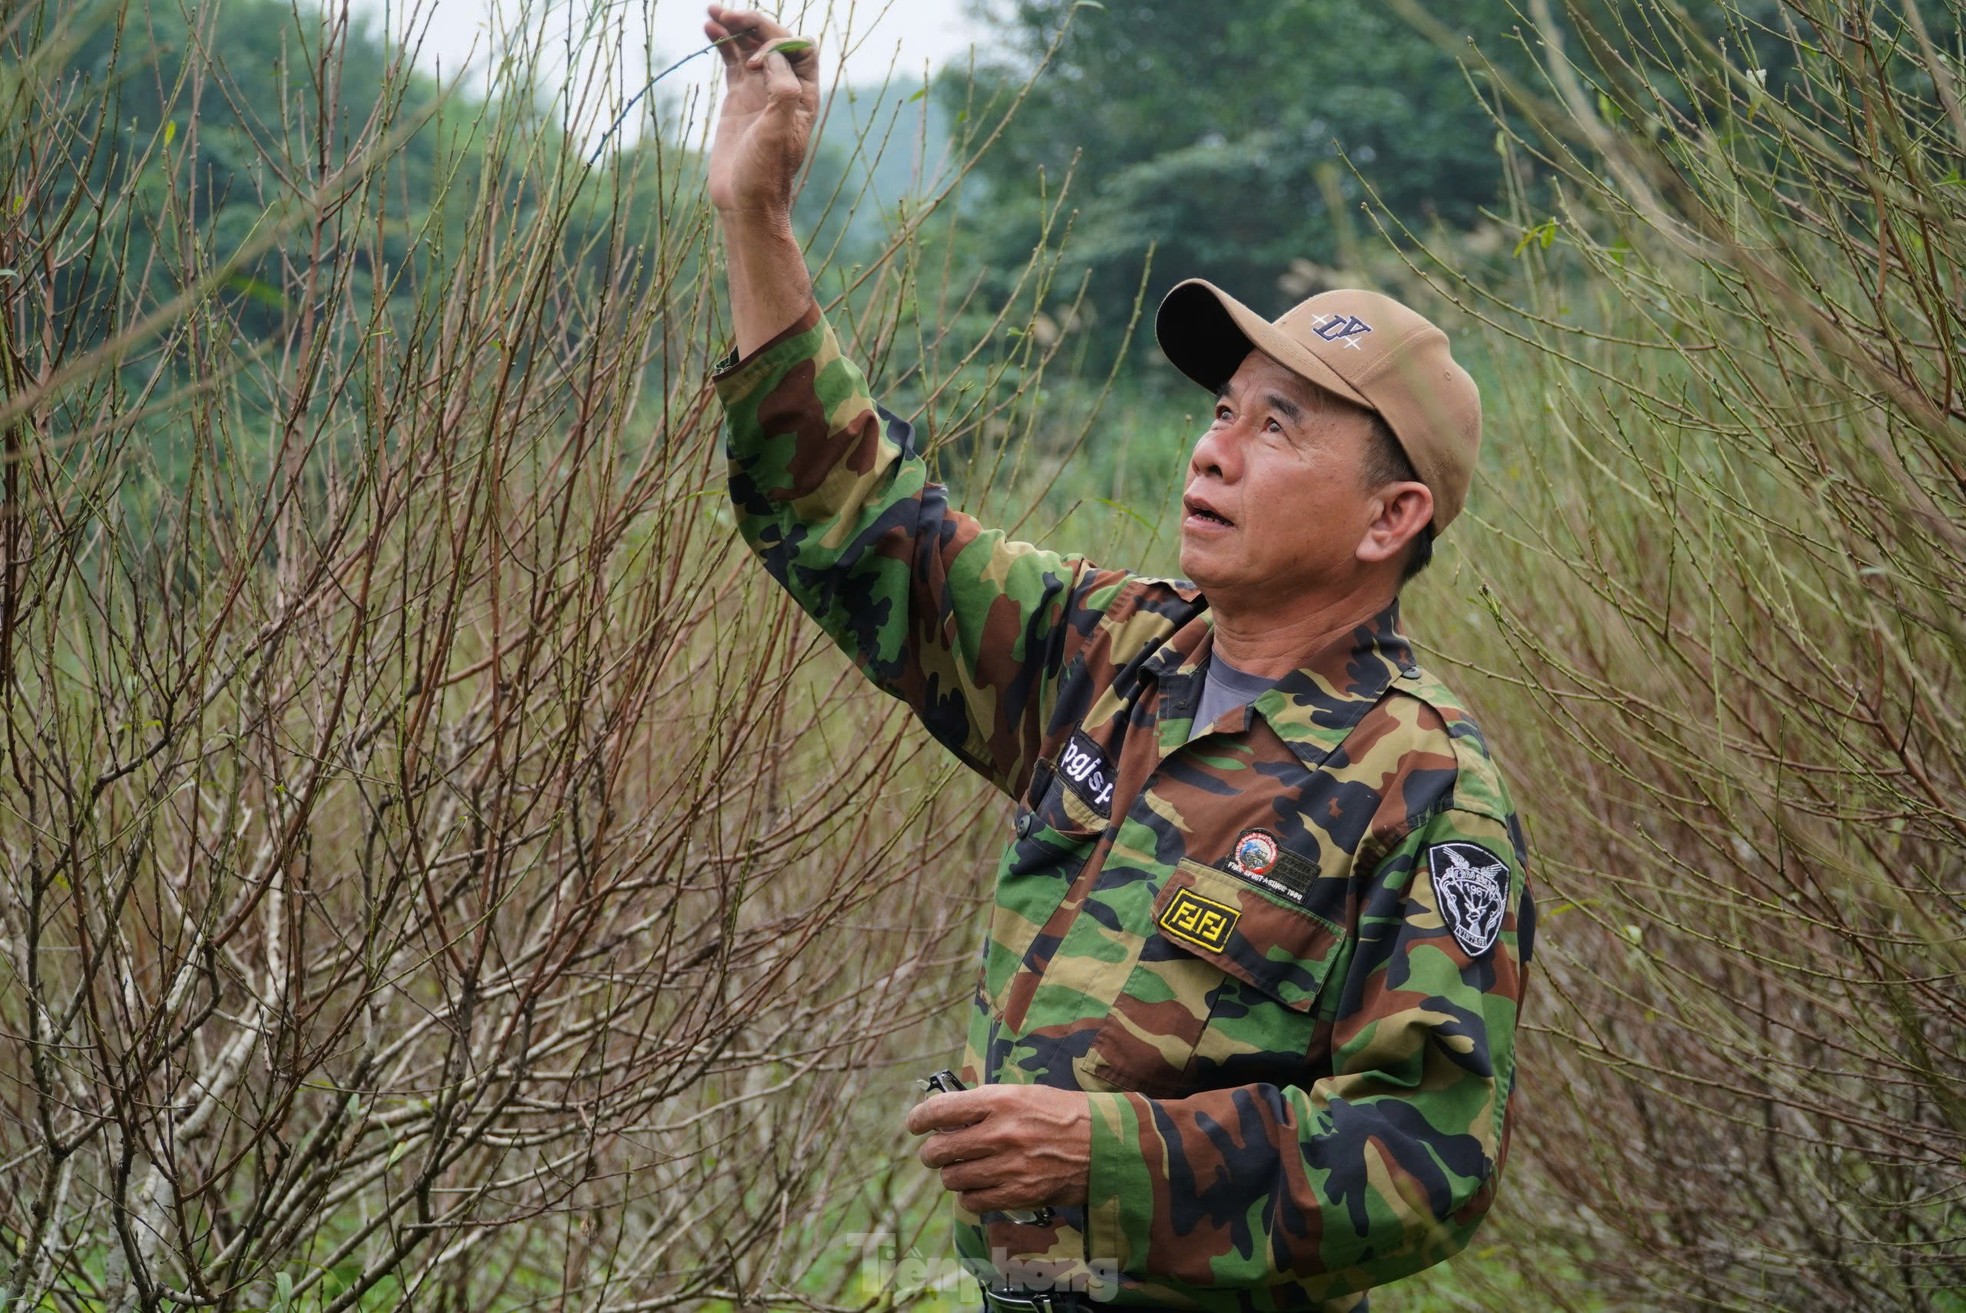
[1428,841,1509,956]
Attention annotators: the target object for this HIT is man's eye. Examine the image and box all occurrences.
[1213,405,1232,422]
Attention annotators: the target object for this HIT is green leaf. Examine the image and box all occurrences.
[1512,218,1559,258]
[163,119,176,145]
[772,38,815,55]
[907,86,928,104]
[387,1139,411,1168]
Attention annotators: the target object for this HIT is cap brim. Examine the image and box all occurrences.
[1155,279,1371,409]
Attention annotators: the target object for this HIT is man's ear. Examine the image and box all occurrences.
[1356,482,1435,565]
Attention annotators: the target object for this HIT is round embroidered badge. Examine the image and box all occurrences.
[1231,829,1280,877]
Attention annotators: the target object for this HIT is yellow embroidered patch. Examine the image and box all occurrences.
[1158,888,1240,954]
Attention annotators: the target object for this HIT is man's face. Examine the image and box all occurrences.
[1178,350,1383,609]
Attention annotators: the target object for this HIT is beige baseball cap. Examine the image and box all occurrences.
[1155,280,1483,531]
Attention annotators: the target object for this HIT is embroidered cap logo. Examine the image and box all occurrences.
[1309,312,1373,351]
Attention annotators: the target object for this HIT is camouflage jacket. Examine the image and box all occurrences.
[714,305,1535,1312]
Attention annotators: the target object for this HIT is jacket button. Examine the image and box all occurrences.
[1015,811,1038,839]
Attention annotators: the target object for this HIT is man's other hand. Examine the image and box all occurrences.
[704,6,820,218]
[906,1084,1093,1214]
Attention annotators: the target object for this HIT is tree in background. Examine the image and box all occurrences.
[0,3,1063,1308]
[942,0,1538,375]
[49,0,449,346]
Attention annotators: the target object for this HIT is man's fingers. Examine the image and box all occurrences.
[957,1186,1038,1215]
[916,1123,991,1168]
[905,1089,987,1136]
[704,12,817,100]
[747,35,820,89]
[935,1153,1048,1211]
[747,35,816,64]
[705,21,745,70]
[703,8,737,44]
[708,6,787,49]
[937,1157,1000,1194]
[758,45,805,105]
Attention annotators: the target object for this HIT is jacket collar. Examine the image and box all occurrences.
[1146,598,1417,768]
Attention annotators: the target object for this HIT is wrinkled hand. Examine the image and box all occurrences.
[703,6,820,217]
[906,1084,1092,1215]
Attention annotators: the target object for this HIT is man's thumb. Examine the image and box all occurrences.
[761,49,803,107]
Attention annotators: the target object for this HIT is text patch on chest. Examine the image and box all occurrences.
[1158,888,1241,953]
[1057,729,1117,816]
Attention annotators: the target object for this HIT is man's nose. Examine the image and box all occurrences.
[1189,420,1242,481]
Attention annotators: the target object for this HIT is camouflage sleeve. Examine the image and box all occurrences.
[1082,802,1529,1300]
[713,303,1093,796]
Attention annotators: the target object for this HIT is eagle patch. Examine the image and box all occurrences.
[1428,842,1509,957]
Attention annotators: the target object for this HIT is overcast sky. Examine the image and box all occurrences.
[348,0,988,98]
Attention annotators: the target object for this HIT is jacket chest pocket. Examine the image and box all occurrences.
[1078,859,1346,1097]
[982,760,1107,1010]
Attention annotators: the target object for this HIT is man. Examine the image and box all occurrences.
[702,8,1534,1310]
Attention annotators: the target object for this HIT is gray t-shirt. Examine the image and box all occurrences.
[1189,652,1276,740]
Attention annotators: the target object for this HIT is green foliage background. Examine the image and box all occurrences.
[937,0,1544,377]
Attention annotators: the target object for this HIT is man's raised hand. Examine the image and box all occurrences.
[704,6,820,218]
